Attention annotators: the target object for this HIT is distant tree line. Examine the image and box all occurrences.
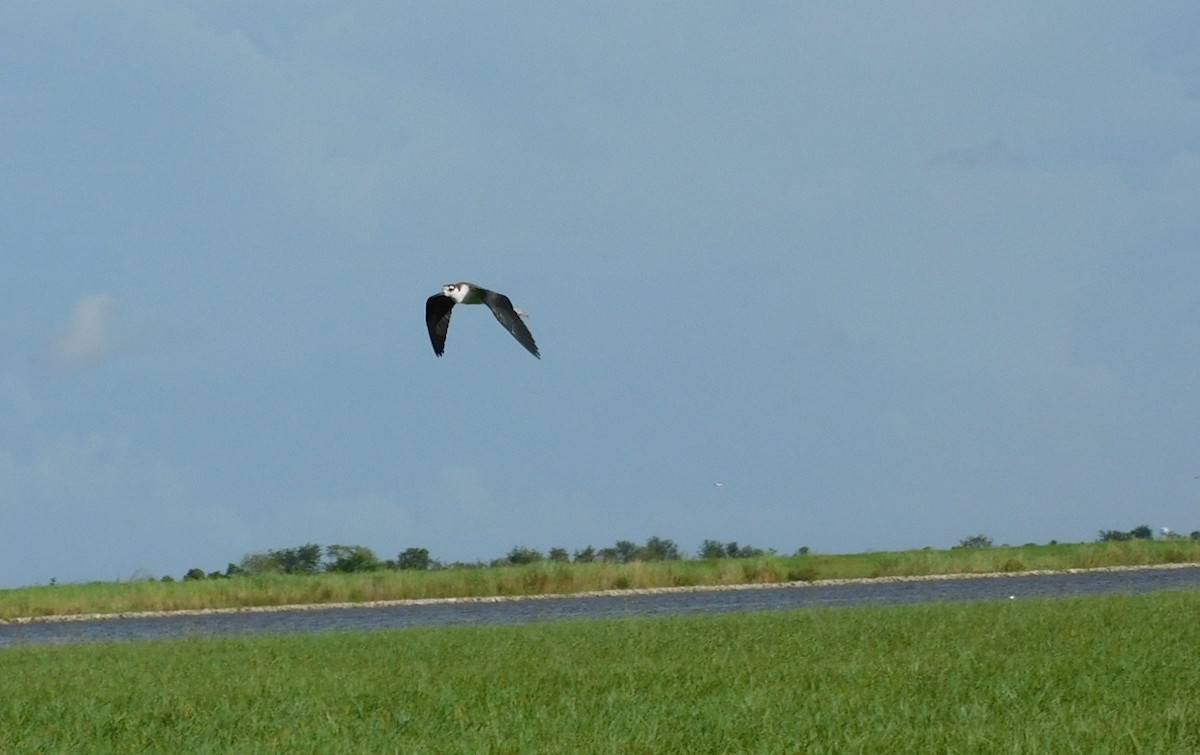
[1097,525,1155,542]
[945,528,1200,549]
[1096,524,1200,542]
[172,536,798,582]
[166,526,1200,582]
[950,526,1200,551]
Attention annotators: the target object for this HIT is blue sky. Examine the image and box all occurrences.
[2,3,1198,588]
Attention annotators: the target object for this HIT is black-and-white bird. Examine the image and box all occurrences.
[425,282,540,358]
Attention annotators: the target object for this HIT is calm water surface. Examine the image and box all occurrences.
[2,566,1198,648]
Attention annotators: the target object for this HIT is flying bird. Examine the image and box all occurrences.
[425,282,540,358]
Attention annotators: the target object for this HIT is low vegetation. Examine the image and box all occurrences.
[3,592,1199,751]
[3,537,1200,621]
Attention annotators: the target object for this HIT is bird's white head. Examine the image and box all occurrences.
[442,282,471,303]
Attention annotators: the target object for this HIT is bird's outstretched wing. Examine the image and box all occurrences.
[482,289,540,358]
[425,294,455,356]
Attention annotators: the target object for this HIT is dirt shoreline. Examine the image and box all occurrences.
[5,561,1198,626]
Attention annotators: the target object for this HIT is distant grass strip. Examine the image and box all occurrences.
[3,539,1199,621]
[3,591,1200,753]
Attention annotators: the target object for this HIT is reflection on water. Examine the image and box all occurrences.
[2,566,1198,648]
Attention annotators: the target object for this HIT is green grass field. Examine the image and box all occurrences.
[3,590,1199,753]
[4,538,1199,621]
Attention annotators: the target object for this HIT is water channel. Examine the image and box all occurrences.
[3,565,1198,648]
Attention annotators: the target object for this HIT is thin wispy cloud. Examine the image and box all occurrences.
[46,294,122,373]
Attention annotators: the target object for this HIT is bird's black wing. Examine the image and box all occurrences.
[425,294,455,356]
[483,290,540,358]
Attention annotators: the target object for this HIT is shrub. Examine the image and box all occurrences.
[613,540,640,563]
[698,539,767,559]
[247,543,324,575]
[325,545,381,573]
[396,547,432,571]
[641,536,682,561]
[956,534,993,549]
[1098,527,1155,543]
[727,542,765,558]
[506,546,543,566]
[698,540,726,559]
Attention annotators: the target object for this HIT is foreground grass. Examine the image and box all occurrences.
[3,591,1199,752]
[3,538,1200,621]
